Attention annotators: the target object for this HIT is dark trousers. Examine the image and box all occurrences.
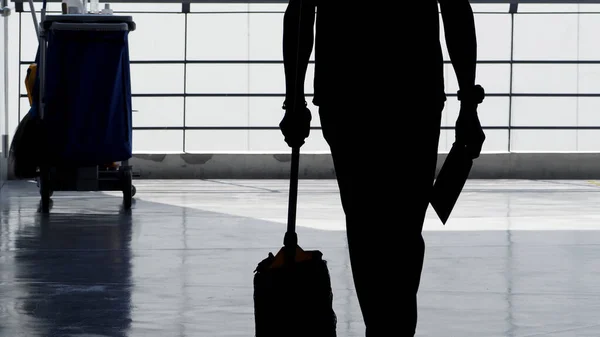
[319,102,443,336]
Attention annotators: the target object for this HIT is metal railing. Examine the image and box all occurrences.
[8,0,600,153]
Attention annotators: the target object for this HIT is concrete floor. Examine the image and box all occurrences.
[2,179,600,337]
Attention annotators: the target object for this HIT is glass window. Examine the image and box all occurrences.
[513,14,578,60]
[186,64,248,94]
[474,14,512,61]
[133,130,183,153]
[131,64,184,94]
[578,64,600,94]
[249,12,284,61]
[512,64,578,94]
[186,97,248,127]
[577,131,600,152]
[578,14,600,60]
[511,130,577,152]
[578,97,600,126]
[511,97,577,126]
[133,97,184,128]
[185,130,248,153]
[186,13,249,60]
[126,13,185,61]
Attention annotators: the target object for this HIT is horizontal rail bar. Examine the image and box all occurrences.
[11,0,600,15]
[130,126,600,131]
[21,60,600,65]
[12,0,600,3]
[21,93,600,98]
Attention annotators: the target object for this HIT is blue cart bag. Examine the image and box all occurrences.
[41,24,133,166]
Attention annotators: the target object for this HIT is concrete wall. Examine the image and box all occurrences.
[9,152,600,180]
[115,153,600,179]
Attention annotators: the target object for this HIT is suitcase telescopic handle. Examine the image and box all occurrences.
[283,146,300,251]
[282,0,305,257]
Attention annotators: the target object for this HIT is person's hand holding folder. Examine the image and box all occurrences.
[431,85,486,224]
[455,103,485,158]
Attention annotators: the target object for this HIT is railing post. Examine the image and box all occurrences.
[2,0,9,160]
[182,1,189,153]
[508,1,517,153]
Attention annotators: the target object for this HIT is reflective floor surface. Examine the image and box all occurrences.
[2,179,600,337]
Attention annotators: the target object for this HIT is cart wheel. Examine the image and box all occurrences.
[123,171,132,210]
[39,168,51,213]
[38,179,54,197]
[131,185,137,198]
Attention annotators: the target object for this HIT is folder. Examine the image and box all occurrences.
[430,142,473,224]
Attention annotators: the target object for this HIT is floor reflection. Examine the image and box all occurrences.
[13,211,133,337]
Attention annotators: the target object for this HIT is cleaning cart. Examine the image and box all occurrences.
[32,2,137,212]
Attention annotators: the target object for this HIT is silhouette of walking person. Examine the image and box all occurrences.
[279,0,485,335]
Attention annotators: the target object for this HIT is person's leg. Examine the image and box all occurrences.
[319,105,378,331]
[318,106,356,215]
[320,103,443,336]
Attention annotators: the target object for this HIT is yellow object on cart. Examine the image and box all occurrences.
[25,63,37,106]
